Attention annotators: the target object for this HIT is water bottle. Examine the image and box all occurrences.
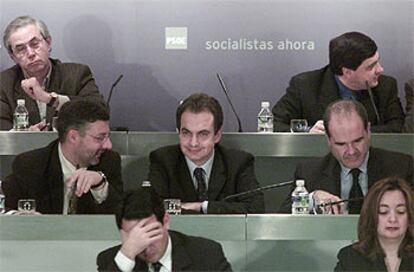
[0,180,5,214]
[13,99,29,131]
[257,101,273,132]
[291,179,309,215]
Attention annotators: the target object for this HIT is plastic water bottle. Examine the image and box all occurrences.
[291,179,309,215]
[257,101,273,132]
[0,180,5,214]
[13,99,29,131]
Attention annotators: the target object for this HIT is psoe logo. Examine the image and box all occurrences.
[165,27,187,50]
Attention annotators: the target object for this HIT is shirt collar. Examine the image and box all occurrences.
[335,75,360,100]
[339,150,370,175]
[185,149,215,179]
[151,235,172,271]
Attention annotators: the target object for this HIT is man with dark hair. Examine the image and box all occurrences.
[3,100,122,214]
[272,31,404,133]
[148,93,264,214]
[279,99,413,214]
[0,15,104,131]
[97,187,233,271]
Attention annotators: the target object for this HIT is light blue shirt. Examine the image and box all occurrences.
[185,151,214,213]
[339,151,369,211]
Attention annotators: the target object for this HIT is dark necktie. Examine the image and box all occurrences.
[152,262,162,272]
[194,167,207,201]
[348,168,363,214]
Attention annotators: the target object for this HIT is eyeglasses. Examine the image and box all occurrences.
[12,37,45,58]
[86,133,111,144]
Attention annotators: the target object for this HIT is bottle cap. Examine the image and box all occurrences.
[295,179,305,187]
[141,181,151,187]
[17,99,25,105]
[261,101,270,108]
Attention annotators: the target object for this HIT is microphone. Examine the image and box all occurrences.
[216,73,243,132]
[224,180,294,201]
[106,74,124,105]
[366,81,380,124]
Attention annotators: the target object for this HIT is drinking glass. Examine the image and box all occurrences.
[18,199,36,214]
[164,199,181,215]
[290,119,309,133]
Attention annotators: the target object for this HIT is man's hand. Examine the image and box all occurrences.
[181,202,203,213]
[313,190,344,214]
[309,120,325,134]
[28,120,48,131]
[66,169,104,197]
[120,218,164,260]
[21,77,50,103]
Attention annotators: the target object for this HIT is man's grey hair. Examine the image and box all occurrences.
[3,15,50,53]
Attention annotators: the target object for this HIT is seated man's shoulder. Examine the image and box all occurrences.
[14,141,57,163]
[97,244,122,268]
[0,64,21,84]
[51,58,90,73]
[290,65,330,84]
[372,147,412,161]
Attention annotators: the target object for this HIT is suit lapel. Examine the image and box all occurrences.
[318,68,341,118]
[178,153,199,201]
[207,148,226,201]
[45,60,60,122]
[367,148,383,188]
[319,154,342,196]
[170,232,192,271]
[46,142,65,213]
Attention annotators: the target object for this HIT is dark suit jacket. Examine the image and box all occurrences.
[335,244,414,271]
[272,65,404,132]
[0,58,104,130]
[403,79,413,133]
[96,230,232,271]
[148,144,264,214]
[2,139,123,214]
[279,147,413,213]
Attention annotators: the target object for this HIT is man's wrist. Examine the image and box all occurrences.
[47,92,59,108]
[91,171,107,189]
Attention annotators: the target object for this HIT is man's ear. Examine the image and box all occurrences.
[214,128,223,144]
[66,129,79,144]
[163,213,170,229]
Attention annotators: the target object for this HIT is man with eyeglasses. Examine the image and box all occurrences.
[2,100,123,214]
[0,15,104,131]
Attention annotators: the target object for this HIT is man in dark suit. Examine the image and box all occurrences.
[148,93,264,214]
[403,79,413,133]
[97,187,232,271]
[3,100,123,214]
[0,15,104,131]
[272,31,404,133]
[279,100,413,214]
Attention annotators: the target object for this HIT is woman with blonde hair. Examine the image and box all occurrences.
[335,177,413,271]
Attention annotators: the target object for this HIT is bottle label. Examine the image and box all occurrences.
[14,113,29,130]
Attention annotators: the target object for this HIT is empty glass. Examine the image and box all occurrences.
[164,199,181,215]
[18,199,36,214]
[290,119,309,133]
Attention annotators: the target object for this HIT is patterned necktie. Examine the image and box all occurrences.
[68,165,80,214]
[152,262,162,272]
[348,168,363,214]
[194,167,208,201]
